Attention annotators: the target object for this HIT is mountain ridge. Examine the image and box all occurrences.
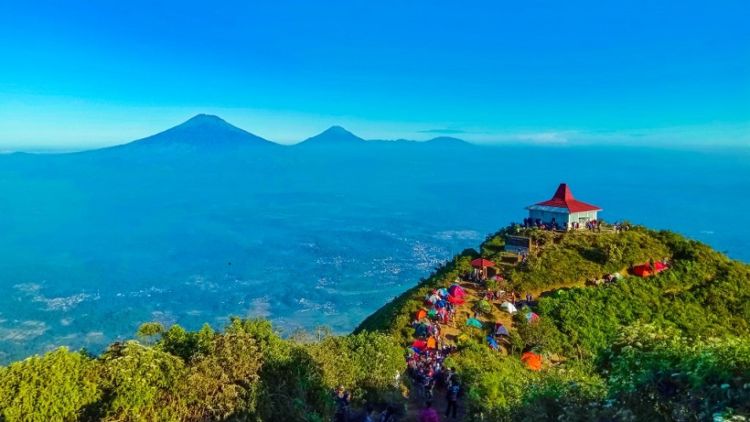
[42,114,476,155]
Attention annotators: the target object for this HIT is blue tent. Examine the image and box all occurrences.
[487,336,499,350]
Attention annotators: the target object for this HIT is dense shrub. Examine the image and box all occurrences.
[0,348,100,422]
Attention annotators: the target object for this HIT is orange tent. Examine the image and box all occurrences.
[521,352,542,371]
[416,309,427,320]
[426,336,437,349]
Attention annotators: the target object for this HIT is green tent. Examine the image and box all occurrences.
[476,299,492,314]
[466,318,483,328]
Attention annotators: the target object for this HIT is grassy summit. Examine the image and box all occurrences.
[1,225,748,421]
[358,225,750,420]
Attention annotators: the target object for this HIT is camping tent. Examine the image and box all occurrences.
[521,352,542,371]
[633,264,652,277]
[427,309,437,318]
[525,312,540,323]
[412,340,427,350]
[495,324,509,337]
[447,295,465,305]
[416,309,427,320]
[426,336,437,349]
[471,258,495,268]
[466,318,483,328]
[487,336,499,350]
[449,284,466,298]
[633,261,669,277]
[500,301,518,314]
[477,299,492,314]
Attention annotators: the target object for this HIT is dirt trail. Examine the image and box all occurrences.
[404,383,464,421]
[402,279,509,421]
[402,272,611,421]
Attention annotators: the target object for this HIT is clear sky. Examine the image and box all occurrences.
[0,0,748,150]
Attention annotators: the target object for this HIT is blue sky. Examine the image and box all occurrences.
[0,0,748,149]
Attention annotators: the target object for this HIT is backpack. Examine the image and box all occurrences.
[448,384,460,401]
[445,371,454,385]
[379,412,396,422]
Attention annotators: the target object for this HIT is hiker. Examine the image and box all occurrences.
[418,400,439,422]
[361,404,375,422]
[333,386,351,422]
[444,367,456,386]
[445,380,460,419]
[420,372,433,399]
[378,405,397,422]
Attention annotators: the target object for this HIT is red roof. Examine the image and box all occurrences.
[471,258,495,268]
[533,183,601,213]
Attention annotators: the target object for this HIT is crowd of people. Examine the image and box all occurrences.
[521,217,632,233]
[522,217,562,231]
[406,283,470,420]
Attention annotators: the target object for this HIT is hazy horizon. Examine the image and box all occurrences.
[2,113,750,154]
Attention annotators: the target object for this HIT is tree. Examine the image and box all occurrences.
[0,348,100,422]
[97,341,187,420]
[136,322,165,344]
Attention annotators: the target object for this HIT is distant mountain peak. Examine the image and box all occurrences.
[117,114,276,151]
[182,114,229,125]
[322,125,350,134]
[298,125,365,146]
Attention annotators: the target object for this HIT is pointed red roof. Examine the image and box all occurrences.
[532,183,601,213]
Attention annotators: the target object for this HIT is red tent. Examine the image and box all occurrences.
[449,284,466,298]
[633,262,668,277]
[447,295,465,305]
[412,340,427,350]
[471,258,495,268]
[633,264,652,277]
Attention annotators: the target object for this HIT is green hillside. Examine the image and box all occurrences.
[1,225,749,421]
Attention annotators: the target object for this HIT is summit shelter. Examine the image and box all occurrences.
[526,183,601,230]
